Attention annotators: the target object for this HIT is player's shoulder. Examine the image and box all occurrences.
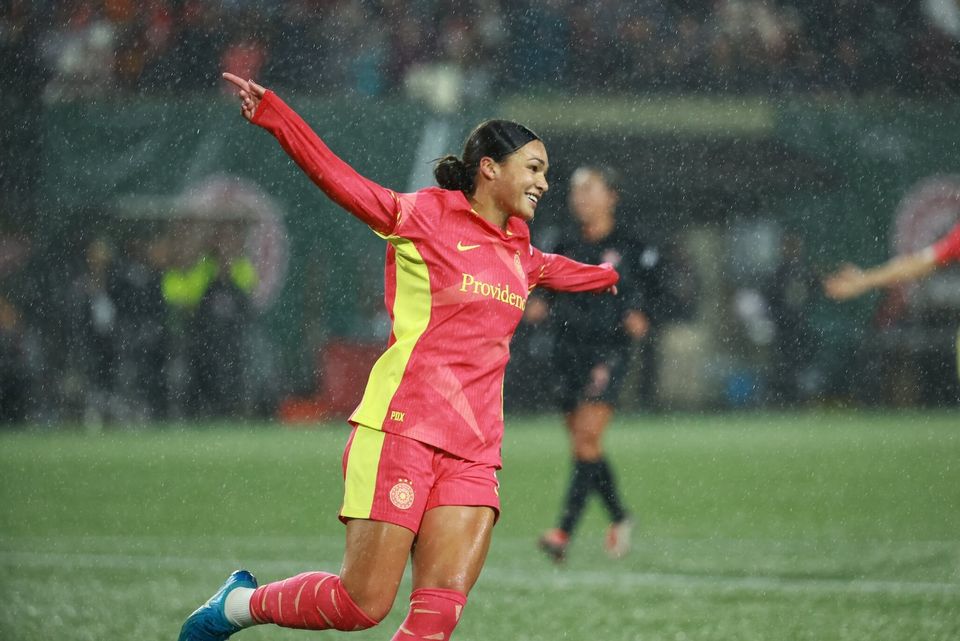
[412,187,472,218]
[393,187,470,231]
[411,186,468,209]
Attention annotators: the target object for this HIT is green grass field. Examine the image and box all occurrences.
[2,411,959,641]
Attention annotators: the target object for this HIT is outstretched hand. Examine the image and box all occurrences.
[222,72,266,121]
[823,263,867,301]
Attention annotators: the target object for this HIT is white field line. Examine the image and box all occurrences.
[482,565,960,597]
[1,549,958,598]
[4,533,959,551]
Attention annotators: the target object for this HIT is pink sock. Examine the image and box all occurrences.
[249,571,379,631]
[391,588,467,641]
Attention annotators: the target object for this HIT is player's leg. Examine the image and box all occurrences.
[539,406,600,561]
[245,518,414,630]
[390,454,499,640]
[573,401,632,558]
[584,352,634,557]
[539,355,594,562]
[390,505,496,641]
[568,400,611,461]
[178,519,413,641]
[540,373,616,562]
[251,424,427,629]
[178,426,427,640]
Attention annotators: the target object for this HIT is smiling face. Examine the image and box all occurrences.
[489,140,550,222]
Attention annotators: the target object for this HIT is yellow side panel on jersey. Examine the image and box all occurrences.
[342,426,387,519]
[351,235,432,428]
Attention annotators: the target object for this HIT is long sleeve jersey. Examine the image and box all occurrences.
[252,91,618,466]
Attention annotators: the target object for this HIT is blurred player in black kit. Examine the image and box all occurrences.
[529,165,672,562]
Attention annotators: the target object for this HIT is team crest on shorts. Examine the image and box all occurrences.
[389,479,415,510]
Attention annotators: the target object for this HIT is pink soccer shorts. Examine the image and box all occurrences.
[339,424,500,533]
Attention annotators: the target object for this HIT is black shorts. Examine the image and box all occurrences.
[555,341,630,413]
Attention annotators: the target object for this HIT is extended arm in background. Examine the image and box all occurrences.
[823,250,938,301]
[222,72,400,236]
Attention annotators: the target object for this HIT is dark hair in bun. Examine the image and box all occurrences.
[434,155,472,192]
[434,119,540,194]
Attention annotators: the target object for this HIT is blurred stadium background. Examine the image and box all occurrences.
[1,2,959,640]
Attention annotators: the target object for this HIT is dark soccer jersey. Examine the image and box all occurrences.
[932,222,960,265]
[253,91,619,466]
[550,227,665,348]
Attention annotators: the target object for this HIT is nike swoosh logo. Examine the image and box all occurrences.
[457,241,481,251]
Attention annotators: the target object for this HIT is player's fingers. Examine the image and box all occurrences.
[248,79,267,97]
[222,72,248,92]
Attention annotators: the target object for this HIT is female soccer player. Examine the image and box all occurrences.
[534,166,669,563]
[177,74,620,641]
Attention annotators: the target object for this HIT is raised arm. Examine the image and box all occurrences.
[222,73,400,236]
[823,250,938,301]
[532,250,619,294]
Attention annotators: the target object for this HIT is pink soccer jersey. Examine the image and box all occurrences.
[932,222,960,266]
[253,91,618,466]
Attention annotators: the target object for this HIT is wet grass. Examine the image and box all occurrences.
[1,411,958,641]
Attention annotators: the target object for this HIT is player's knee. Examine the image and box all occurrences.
[357,601,392,626]
[345,589,394,626]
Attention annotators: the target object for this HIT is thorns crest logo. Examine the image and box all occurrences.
[389,479,415,510]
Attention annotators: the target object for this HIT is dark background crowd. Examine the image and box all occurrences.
[3,0,959,102]
[2,1,960,428]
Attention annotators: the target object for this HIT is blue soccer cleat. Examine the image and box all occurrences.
[178,570,258,641]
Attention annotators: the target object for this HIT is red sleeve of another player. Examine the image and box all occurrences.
[931,223,960,266]
[530,248,619,293]
[251,91,400,236]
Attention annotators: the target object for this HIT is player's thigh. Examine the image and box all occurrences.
[572,401,614,436]
[341,518,416,618]
[340,425,435,532]
[411,505,496,594]
[339,425,439,616]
